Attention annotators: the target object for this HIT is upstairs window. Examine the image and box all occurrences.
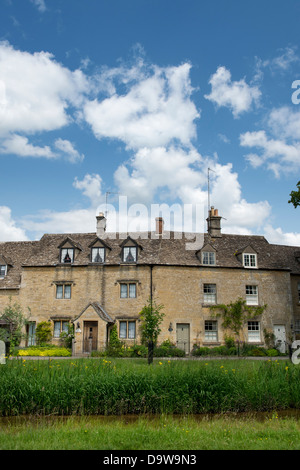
[243,253,257,268]
[61,248,74,264]
[202,252,215,265]
[123,246,137,263]
[56,284,71,299]
[92,247,105,263]
[120,283,137,298]
[246,285,258,305]
[203,284,217,304]
[0,265,7,278]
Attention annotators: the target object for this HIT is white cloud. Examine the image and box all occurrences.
[263,224,300,246]
[263,46,300,72]
[0,206,28,241]
[84,62,199,149]
[73,174,104,207]
[0,134,55,158]
[205,66,261,118]
[54,138,84,163]
[240,107,300,177]
[0,41,88,137]
[30,0,46,13]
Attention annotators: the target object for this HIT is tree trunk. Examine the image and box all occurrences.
[148,341,154,365]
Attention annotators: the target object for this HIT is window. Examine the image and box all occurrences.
[205,320,218,342]
[53,320,69,338]
[122,246,137,263]
[203,284,217,304]
[0,265,7,278]
[56,284,71,299]
[202,252,215,265]
[91,247,105,263]
[119,320,136,339]
[248,321,260,342]
[243,253,257,268]
[60,248,74,264]
[298,283,300,303]
[120,283,136,298]
[246,285,258,305]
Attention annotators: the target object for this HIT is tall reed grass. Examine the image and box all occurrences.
[0,358,299,416]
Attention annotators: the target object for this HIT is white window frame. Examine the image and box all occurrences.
[0,265,7,278]
[246,285,258,305]
[119,320,136,339]
[204,320,218,342]
[248,321,260,342]
[243,253,257,269]
[203,284,217,304]
[202,252,216,266]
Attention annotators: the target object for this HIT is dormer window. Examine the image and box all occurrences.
[243,253,257,268]
[92,247,105,263]
[61,248,74,264]
[123,246,137,263]
[202,252,216,265]
[0,265,7,278]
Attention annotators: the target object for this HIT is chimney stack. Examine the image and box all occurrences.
[96,212,106,238]
[207,207,222,238]
[155,217,164,235]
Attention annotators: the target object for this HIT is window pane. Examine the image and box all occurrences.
[129,284,136,298]
[0,265,6,277]
[123,246,137,262]
[92,247,104,263]
[244,254,256,267]
[205,320,218,341]
[61,248,74,263]
[119,321,127,338]
[248,321,260,342]
[120,284,128,298]
[56,285,63,299]
[128,321,136,339]
[202,252,215,265]
[54,321,61,338]
[203,284,216,304]
[64,285,71,299]
[246,285,258,305]
[62,321,69,333]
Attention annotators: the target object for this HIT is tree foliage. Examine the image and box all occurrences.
[35,321,52,345]
[289,181,300,208]
[0,297,30,348]
[139,298,165,364]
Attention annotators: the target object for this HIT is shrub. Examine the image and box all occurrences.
[17,347,71,357]
[266,348,279,357]
[35,322,52,345]
[250,347,267,357]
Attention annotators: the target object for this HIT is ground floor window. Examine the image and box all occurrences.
[53,320,69,338]
[119,320,136,339]
[27,322,36,346]
[248,321,260,342]
[204,320,218,342]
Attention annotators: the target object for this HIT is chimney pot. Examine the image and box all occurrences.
[155,217,164,235]
[96,213,106,238]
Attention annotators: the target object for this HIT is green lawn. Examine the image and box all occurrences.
[1,412,300,450]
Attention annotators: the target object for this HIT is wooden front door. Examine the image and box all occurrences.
[176,323,190,354]
[83,321,98,352]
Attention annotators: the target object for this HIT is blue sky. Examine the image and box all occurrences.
[1,0,300,244]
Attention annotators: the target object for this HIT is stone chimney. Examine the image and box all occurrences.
[96,212,106,238]
[207,207,222,238]
[155,217,164,235]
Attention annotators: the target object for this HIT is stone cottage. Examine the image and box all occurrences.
[1,208,300,355]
